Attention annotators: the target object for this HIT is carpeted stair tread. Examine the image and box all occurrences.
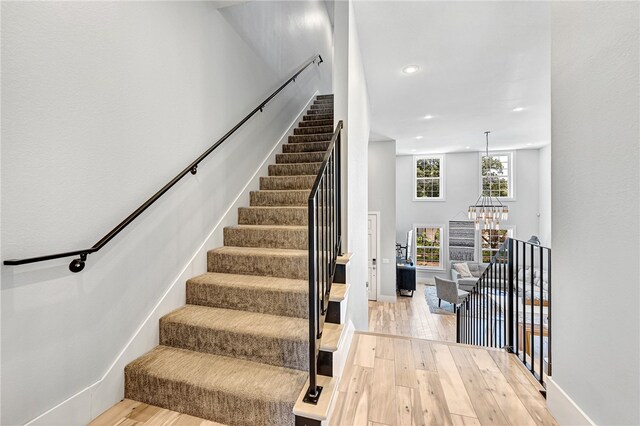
[125,345,307,426]
[249,189,310,206]
[208,246,308,279]
[160,305,308,370]
[306,108,333,115]
[298,119,333,128]
[186,272,308,318]
[276,152,326,164]
[268,162,322,176]
[260,175,317,190]
[224,224,308,249]
[238,206,307,226]
[282,141,330,153]
[294,125,333,135]
[302,113,333,121]
[288,133,333,143]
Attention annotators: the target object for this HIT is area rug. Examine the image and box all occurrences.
[424,285,456,315]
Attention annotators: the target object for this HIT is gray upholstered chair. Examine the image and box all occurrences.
[434,276,469,312]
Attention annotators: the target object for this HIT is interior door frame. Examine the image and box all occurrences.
[368,211,381,301]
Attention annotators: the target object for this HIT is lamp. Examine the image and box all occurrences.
[467,131,509,230]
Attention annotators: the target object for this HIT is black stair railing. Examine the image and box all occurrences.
[304,120,343,405]
[456,237,551,389]
[3,54,324,273]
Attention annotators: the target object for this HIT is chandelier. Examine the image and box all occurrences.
[467,131,509,231]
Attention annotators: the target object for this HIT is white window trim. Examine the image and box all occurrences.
[413,154,446,201]
[478,150,516,201]
[478,226,516,263]
[413,224,446,271]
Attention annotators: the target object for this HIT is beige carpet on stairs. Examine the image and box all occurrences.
[124,94,335,426]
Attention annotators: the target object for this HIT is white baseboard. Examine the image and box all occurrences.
[546,377,596,426]
[24,92,319,426]
[376,294,397,303]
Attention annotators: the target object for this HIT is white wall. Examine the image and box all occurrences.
[333,0,370,331]
[538,145,552,246]
[0,2,332,424]
[549,3,639,425]
[396,149,542,280]
[368,140,396,300]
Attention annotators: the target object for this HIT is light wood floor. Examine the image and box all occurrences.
[89,399,224,426]
[369,283,457,342]
[330,333,558,426]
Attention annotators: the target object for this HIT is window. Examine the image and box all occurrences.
[481,152,513,199]
[480,228,514,263]
[414,225,444,269]
[414,155,444,200]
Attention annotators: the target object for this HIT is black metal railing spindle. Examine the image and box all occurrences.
[304,120,343,404]
[456,237,551,390]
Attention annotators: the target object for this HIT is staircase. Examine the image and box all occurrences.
[124,94,349,426]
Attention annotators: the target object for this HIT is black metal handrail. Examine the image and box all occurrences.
[4,54,324,273]
[456,237,551,390]
[304,120,343,405]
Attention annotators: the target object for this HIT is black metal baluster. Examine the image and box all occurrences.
[306,196,318,401]
[530,244,535,374]
[515,241,519,354]
[521,243,527,366]
[539,245,545,384]
[547,247,552,378]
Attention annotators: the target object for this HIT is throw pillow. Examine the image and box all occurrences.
[453,263,472,278]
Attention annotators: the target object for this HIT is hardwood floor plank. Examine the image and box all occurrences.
[411,339,437,372]
[90,400,143,426]
[430,343,477,418]
[332,365,373,425]
[355,334,377,368]
[369,357,397,425]
[450,414,482,426]
[376,336,396,360]
[416,370,454,426]
[396,386,413,426]
[394,339,419,388]
[448,346,510,425]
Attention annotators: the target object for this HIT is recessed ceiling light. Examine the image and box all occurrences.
[527,143,533,146]
[415,136,423,140]
[423,115,433,120]
[402,65,420,74]
[411,149,417,152]
[513,107,524,112]
[465,146,471,149]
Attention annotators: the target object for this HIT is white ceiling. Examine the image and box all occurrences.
[353,1,551,155]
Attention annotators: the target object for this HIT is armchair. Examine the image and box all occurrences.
[434,276,469,313]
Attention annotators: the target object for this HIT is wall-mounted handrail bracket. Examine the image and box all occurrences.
[3,53,324,273]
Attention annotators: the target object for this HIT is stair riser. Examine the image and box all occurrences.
[238,207,307,226]
[260,176,316,190]
[288,134,332,143]
[224,227,307,250]
[208,250,308,279]
[282,141,330,154]
[186,281,308,319]
[268,163,321,176]
[250,191,309,206]
[276,152,326,164]
[159,320,309,371]
[299,119,333,128]
[317,94,334,100]
[125,370,299,426]
[303,113,333,121]
[294,125,333,135]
